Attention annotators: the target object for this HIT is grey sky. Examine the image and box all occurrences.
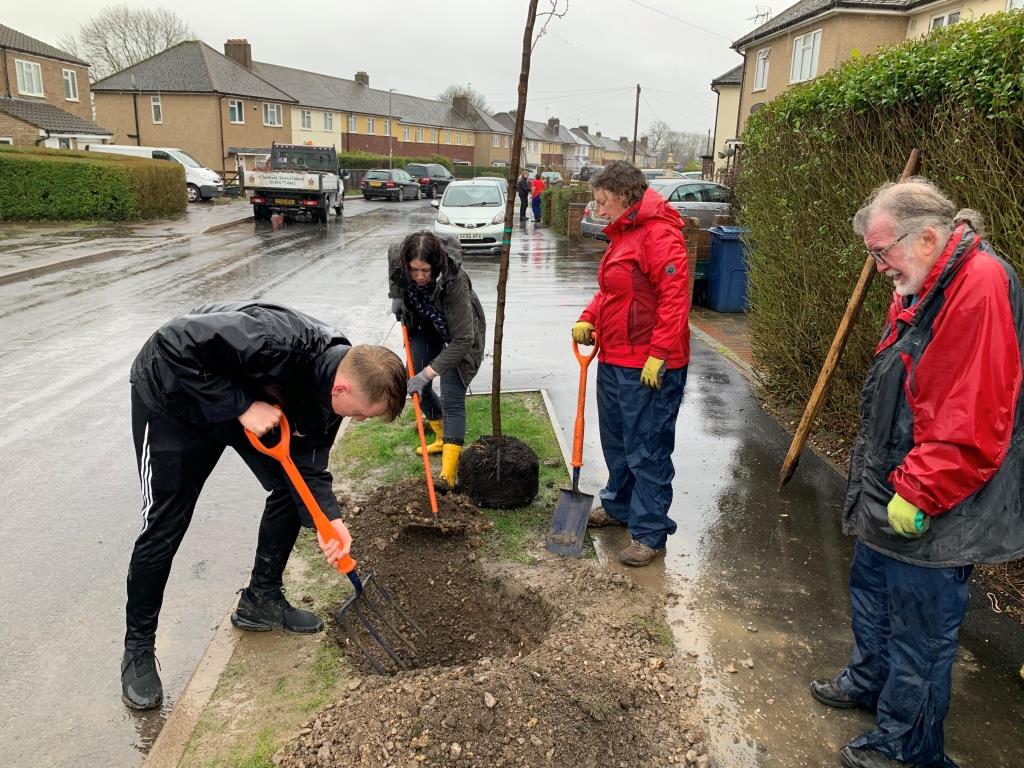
[6,0,764,139]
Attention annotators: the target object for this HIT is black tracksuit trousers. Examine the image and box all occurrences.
[125,386,339,652]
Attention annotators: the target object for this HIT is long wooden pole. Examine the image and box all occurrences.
[777,148,921,490]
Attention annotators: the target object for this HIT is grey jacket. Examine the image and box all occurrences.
[388,236,486,385]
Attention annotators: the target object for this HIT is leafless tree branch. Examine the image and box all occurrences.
[532,0,570,51]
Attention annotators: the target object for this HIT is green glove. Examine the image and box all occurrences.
[571,321,595,345]
[640,356,666,389]
[887,493,930,538]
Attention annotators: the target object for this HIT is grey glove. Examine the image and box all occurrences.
[391,297,405,321]
[407,369,433,397]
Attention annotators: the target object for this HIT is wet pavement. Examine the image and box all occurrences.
[1,199,1021,766]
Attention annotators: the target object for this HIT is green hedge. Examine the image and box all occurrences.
[0,146,185,221]
[451,164,515,179]
[738,10,1024,437]
[338,151,453,171]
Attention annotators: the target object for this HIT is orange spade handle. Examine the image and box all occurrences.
[570,333,599,469]
[401,322,440,516]
[244,412,357,576]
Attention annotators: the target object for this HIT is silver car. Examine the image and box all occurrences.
[648,180,731,228]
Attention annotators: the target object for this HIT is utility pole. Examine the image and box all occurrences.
[388,88,395,169]
[631,83,640,165]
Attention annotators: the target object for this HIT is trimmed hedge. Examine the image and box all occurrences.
[738,11,1024,437]
[0,146,186,221]
[541,186,590,235]
[338,151,453,171]
[452,164,516,180]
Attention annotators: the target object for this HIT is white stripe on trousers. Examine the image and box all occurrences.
[139,421,154,533]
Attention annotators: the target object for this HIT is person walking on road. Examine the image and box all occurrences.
[389,231,486,488]
[121,302,406,710]
[530,171,546,222]
[571,160,690,567]
[810,179,1024,768]
[517,170,531,221]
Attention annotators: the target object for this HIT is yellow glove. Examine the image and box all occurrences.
[887,493,930,538]
[571,321,595,345]
[640,356,666,389]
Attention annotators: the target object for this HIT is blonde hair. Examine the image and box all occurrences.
[343,345,406,422]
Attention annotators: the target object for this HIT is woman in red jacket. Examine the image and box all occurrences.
[570,161,690,566]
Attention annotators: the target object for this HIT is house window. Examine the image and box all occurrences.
[753,48,770,91]
[492,134,500,147]
[416,127,423,142]
[456,132,462,145]
[301,110,312,130]
[324,112,334,131]
[228,99,244,123]
[790,29,821,83]
[468,133,474,146]
[151,96,163,124]
[15,60,43,96]
[403,126,410,141]
[1011,0,1024,9]
[430,129,437,142]
[367,117,375,133]
[383,118,391,136]
[0,138,13,145]
[504,136,509,148]
[931,9,961,29]
[262,102,282,126]
[63,69,79,101]
[347,114,356,132]
[446,130,452,143]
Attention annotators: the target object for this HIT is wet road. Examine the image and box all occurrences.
[2,198,1021,766]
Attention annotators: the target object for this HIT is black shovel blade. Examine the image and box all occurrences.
[545,487,594,557]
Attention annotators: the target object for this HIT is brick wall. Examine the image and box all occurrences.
[0,113,42,145]
[3,50,93,122]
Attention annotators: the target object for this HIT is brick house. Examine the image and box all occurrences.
[0,24,111,148]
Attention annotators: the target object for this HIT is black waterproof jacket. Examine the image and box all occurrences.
[388,236,486,385]
[516,176,531,196]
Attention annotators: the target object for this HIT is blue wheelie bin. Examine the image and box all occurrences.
[707,226,749,312]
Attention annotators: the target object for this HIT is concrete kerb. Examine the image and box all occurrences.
[142,387,573,767]
[0,215,253,288]
[688,323,757,385]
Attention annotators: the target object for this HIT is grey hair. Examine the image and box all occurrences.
[852,177,963,241]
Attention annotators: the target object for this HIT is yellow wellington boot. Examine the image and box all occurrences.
[416,419,444,456]
[440,443,462,488]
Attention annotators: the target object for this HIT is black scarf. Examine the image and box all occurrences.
[405,281,450,342]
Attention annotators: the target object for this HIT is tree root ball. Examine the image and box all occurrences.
[458,435,539,509]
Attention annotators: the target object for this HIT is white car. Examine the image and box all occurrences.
[432,180,506,252]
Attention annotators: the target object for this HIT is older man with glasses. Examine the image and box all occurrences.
[809,178,1024,768]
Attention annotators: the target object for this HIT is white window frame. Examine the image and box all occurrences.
[403,126,410,141]
[367,117,376,134]
[383,118,391,136]
[15,59,44,96]
[504,136,510,148]
[430,129,437,142]
[445,130,452,143]
[151,96,163,124]
[492,134,500,147]
[790,28,821,84]
[262,102,282,127]
[63,69,79,101]
[415,127,423,142]
[0,138,13,145]
[456,131,462,145]
[300,110,312,130]
[753,48,770,91]
[324,112,334,131]
[347,114,356,132]
[931,9,961,30]
[228,99,244,124]
[1010,0,1024,10]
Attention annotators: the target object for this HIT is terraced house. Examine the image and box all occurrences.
[0,24,111,149]
[712,0,1024,177]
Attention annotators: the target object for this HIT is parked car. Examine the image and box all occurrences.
[473,176,508,197]
[578,165,603,182]
[580,200,610,242]
[84,143,223,202]
[680,171,704,180]
[431,180,505,252]
[405,162,454,198]
[640,168,684,182]
[540,171,563,186]
[360,168,422,201]
[649,179,731,227]
[570,172,581,182]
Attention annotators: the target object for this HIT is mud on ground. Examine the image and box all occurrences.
[273,479,710,767]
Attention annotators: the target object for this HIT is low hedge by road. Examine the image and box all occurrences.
[0,146,186,221]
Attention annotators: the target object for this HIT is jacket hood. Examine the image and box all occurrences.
[605,186,683,238]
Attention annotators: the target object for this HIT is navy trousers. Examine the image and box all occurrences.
[409,326,468,445]
[837,540,971,767]
[595,362,686,549]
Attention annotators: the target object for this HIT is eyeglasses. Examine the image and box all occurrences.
[867,233,908,265]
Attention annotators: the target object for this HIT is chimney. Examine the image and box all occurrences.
[452,95,469,116]
[547,117,559,130]
[619,136,628,144]
[355,71,369,87]
[640,136,649,150]
[578,125,589,134]
[595,130,602,137]
[224,39,252,70]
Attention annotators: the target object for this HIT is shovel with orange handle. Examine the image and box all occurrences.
[244,412,424,674]
[546,333,600,557]
[400,321,444,528]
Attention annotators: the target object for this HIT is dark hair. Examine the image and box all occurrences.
[400,230,448,282]
[591,161,647,206]
[345,345,407,422]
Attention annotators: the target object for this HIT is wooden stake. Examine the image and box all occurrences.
[777,148,921,490]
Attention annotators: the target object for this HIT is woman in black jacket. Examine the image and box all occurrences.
[389,231,486,486]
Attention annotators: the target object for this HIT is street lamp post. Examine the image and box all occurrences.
[388,88,395,169]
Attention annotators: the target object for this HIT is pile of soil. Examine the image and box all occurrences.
[459,435,539,509]
[274,484,710,767]
[356,479,490,536]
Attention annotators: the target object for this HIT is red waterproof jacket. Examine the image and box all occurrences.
[578,187,690,369]
[531,178,546,197]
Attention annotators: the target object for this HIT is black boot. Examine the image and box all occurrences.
[121,649,163,710]
[230,587,323,633]
[810,676,871,709]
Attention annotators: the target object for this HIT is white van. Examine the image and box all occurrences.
[84,144,224,202]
